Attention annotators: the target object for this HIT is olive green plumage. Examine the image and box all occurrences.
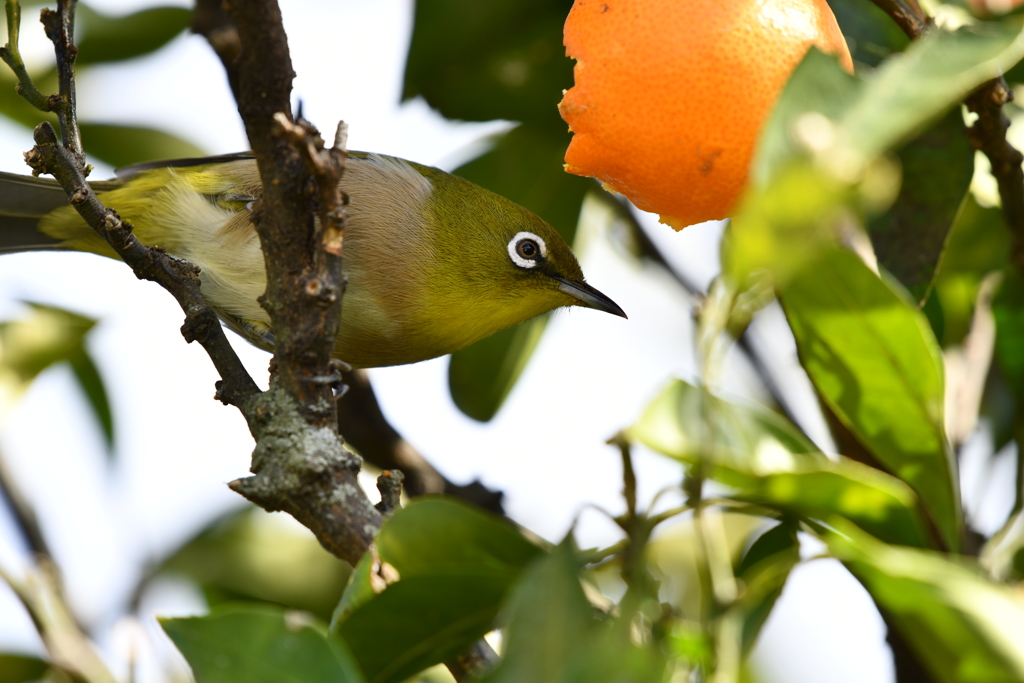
[0,153,625,368]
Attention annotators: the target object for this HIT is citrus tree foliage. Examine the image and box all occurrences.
[6,2,1024,683]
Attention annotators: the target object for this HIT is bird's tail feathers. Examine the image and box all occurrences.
[0,172,69,252]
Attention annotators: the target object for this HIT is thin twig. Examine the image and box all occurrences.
[38,2,84,165]
[0,446,50,557]
[0,1,50,110]
[0,560,116,683]
[23,123,260,408]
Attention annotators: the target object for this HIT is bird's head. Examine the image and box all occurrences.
[415,164,626,352]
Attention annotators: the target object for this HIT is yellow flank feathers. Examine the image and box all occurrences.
[7,153,625,368]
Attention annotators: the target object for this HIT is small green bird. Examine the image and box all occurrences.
[0,152,625,368]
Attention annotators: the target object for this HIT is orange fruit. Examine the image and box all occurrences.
[559,0,854,230]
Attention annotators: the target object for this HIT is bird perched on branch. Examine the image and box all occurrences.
[0,152,625,368]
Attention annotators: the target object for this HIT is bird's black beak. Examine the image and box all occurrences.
[552,277,627,319]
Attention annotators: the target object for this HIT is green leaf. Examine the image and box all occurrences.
[717,458,931,548]
[0,303,114,451]
[840,19,1024,159]
[448,127,591,421]
[448,314,548,421]
[867,108,975,300]
[0,303,95,382]
[734,522,800,653]
[331,499,543,683]
[628,378,817,471]
[828,0,911,67]
[723,161,857,293]
[753,49,863,187]
[334,575,508,683]
[558,625,669,683]
[829,523,1024,683]
[162,508,352,623]
[161,604,365,683]
[403,0,573,131]
[67,347,113,450]
[76,5,192,65]
[756,20,1024,187]
[780,249,961,550]
[933,194,1009,346]
[0,654,48,683]
[994,269,1024,396]
[376,497,543,579]
[330,551,377,632]
[484,542,599,683]
[80,123,206,169]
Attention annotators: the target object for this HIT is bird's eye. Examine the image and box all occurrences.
[517,240,538,259]
[508,231,547,269]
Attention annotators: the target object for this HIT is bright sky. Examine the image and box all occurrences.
[0,2,949,682]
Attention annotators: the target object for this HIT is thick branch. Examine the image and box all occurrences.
[225,0,348,426]
[230,383,380,565]
[209,0,383,562]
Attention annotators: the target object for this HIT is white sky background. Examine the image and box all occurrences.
[5,1,998,681]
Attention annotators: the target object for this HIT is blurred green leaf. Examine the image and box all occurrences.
[483,542,599,683]
[161,604,365,683]
[558,625,669,683]
[829,523,1024,683]
[753,49,863,187]
[448,127,591,421]
[718,458,931,548]
[376,497,543,578]
[867,108,975,300]
[0,67,59,131]
[335,575,507,683]
[781,249,960,550]
[331,499,543,683]
[841,19,1024,159]
[162,508,351,623]
[76,5,191,65]
[0,303,113,451]
[629,378,816,471]
[0,303,95,382]
[66,345,113,450]
[0,654,48,683]
[756,21,1024,187]
[448,313,548,422]
[454,127,589,244]
[403,0,573,131]
[994,269,1024,396]
[828,0,911,67]
[734,522,800,653]
[330,551,377,631]
[723,161,857,293]
[935,190,1010,279]
[79,123,205,168]
[933,194,1009,346]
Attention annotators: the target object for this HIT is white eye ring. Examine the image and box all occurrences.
[508,232,547,269]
